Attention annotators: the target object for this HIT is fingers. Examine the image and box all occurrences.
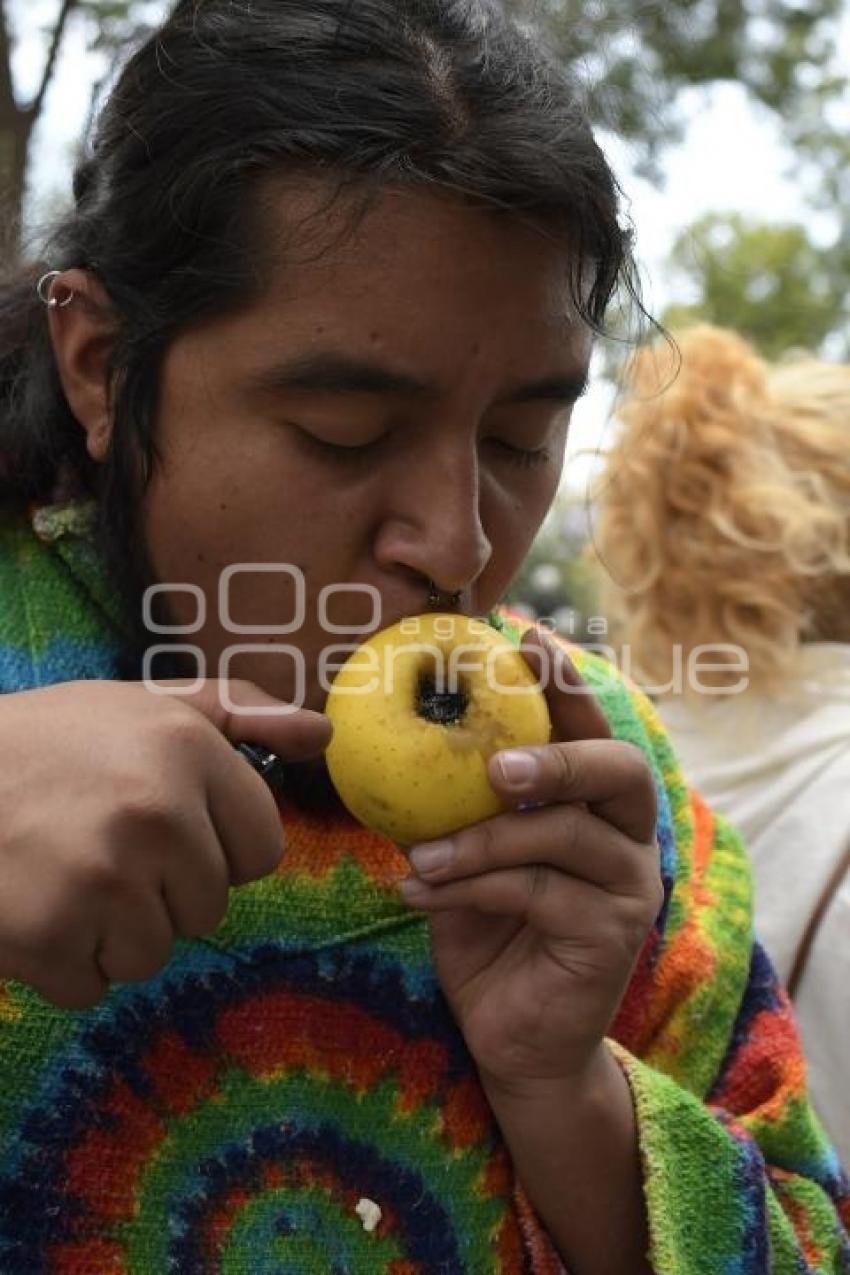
[95,887,176,983]
[408,802,661,903]
[521,629,611,744]
[159,809,231,936]
[513,630,657,842]
[202,732,288,886]
[0,945,108,1011]
[0,678,327,1013]
[152,677,333,761]
[0,804,236,1009]
[401,863,626,943]
[488,737,658,845]
[147,679,327,886]
[402,810,663,942]
[28,965,108,1011]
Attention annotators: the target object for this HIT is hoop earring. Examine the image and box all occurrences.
[37,270,76,309]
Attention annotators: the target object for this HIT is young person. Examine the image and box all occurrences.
[0,4,847,1270]
[593,323,850,1166]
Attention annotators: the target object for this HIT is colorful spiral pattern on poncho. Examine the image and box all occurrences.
[0,930,564,1273]
[2,501,850,1275]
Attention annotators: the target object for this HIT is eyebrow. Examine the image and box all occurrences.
[246,352,590,407]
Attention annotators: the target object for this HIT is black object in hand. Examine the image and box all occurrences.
[236,742,288,798]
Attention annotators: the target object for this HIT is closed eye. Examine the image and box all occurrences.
[291,424,388,460]
[487,438,553,468]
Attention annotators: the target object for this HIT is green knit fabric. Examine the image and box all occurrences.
[0,499,848,1274]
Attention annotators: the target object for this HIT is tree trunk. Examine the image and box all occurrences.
[0,0,79,266]
[0,106,33,263]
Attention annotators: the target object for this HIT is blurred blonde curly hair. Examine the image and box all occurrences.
[591,325,850,695]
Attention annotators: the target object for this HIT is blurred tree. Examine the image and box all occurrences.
[505,4,850,618]
[660,212,849,359]
[1,0,76,253]
[504,0,850,362]
[0,0,162,260]
[505,496,602,640]
[788,80,850,347]
[512,1,850,361]
[2,0,848,272]
[508,0,848,181]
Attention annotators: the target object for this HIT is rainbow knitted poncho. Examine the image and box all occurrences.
[0,499,848,1274]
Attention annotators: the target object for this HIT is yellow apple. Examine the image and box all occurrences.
[325,613,551,845]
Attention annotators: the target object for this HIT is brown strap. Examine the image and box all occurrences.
[787,833,850,1000]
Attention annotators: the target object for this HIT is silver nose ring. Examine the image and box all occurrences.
[427,580,462,611]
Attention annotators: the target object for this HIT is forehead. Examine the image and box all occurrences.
[173,177,596,387]
[270,179,572,284]
[242,177,591,350]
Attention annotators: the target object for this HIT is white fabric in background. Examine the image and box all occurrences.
[658,643,850,1166]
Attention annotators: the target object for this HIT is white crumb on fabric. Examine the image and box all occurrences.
[355,1197,382,1232]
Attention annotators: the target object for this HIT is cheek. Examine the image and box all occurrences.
[493,463,560,544]
[480,473,558,600]
[141,438,298,575]
[141,472,372,654]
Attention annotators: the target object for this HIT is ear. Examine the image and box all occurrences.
[47,269,120,464]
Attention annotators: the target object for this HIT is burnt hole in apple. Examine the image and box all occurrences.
[416,673,469,725]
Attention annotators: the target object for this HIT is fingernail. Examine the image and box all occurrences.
[497,750,540,789]
[409,840,454,875]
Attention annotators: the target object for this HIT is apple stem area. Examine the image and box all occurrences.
[416,673,470,726]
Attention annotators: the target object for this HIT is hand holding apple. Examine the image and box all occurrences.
[395,627,662,1092]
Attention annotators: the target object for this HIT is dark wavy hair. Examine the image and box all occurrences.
[0,0,639,638]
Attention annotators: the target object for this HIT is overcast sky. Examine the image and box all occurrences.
[10,0,848,496]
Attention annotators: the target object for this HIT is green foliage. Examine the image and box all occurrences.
[75,0,162,52]
[505,496,601,638]
[661,212,849,359]
[6,1,849,208]
[507,0,848,179]
[78,0,138,14]
[504,1,850,361]
[0,0,168,258]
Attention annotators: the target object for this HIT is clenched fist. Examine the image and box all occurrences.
[0,678,331,1009]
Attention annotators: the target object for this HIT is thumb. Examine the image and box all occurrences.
[150,677,332,761]
[520,628,611,744]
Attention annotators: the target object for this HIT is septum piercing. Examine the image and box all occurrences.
[427,580,463,611]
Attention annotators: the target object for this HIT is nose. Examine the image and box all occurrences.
[373,438,493,598]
